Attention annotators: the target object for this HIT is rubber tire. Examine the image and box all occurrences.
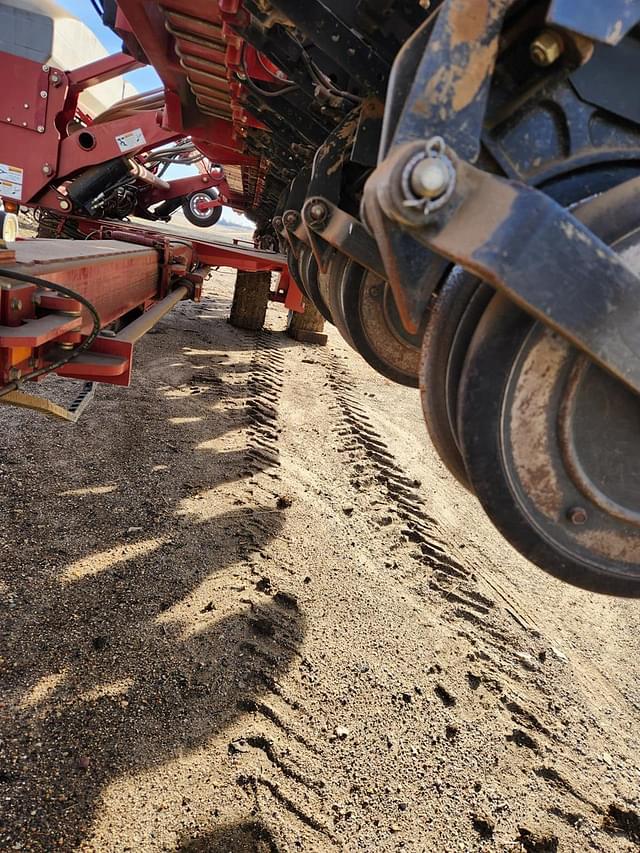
[229,270,271,331]
[420,269,493,489]
[339,261,420,388]
[182,192,223,228]
[457,295,640,597]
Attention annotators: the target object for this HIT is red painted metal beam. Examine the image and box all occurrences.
[67,53,144,94]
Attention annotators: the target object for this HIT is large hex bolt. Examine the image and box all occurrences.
[530,30,564,66]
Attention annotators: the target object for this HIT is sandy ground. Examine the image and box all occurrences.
[1,267,640,853]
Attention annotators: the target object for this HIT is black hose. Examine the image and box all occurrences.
[0,269,101,398]
[89,0,104,17]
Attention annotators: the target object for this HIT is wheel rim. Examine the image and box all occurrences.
[189,192,215,220]
[336,260,420,387]
[1,212,18,242]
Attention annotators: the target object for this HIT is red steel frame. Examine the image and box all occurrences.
[0,225,298,390]
[0,4,306,396]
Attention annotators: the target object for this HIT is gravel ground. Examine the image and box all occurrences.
[1,268,639,852]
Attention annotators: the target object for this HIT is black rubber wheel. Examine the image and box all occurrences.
[229,270,271,331]
[301,248,333,324]
[337,260,421,387]
[287,247,309,300]
[182,191,223,228]
[324,253,356,349]
[420,268,493,488]
[458,292,640,596]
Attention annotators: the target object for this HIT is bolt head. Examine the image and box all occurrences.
[40,90,48,99]
[308,202,328,223]
[530,30,563,66]
[42,164,52,175]
[567,506,588,526]
[410,157,450,199]
[37,125,45,133]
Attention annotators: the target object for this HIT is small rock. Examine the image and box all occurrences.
[229,739,250,755]
[125,526,143,536]
[201,601,216,613]
[77,755,90,770]
[91,636,108,652]
[342,506,354,517]
[334,726,349,739]
[550,646,569,663]
[276,495,293,509]
[378,516,393,526]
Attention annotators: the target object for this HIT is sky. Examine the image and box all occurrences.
[57,1,248,225]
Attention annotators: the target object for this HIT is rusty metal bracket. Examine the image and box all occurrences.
[302,197,386,280]
[547,0,640,45]
[368,141,640,395]
[392,0,514,161]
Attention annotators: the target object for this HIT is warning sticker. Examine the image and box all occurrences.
[0,163,23,201]
[115,128,146,153]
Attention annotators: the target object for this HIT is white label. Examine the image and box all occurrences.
[115,128,146,153]
[0,163,23,200]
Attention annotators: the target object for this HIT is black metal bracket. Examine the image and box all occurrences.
[366,140,640,396]
[302,197,386,279]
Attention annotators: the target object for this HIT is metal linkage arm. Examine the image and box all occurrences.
[365,139,640,396]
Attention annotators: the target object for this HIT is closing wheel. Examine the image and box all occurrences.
[458,290,640,596]
[420,268,493,488]
[335,259,421,387]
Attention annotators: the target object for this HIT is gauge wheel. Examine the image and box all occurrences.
[420,268,493,489]
[182,191,223,228]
